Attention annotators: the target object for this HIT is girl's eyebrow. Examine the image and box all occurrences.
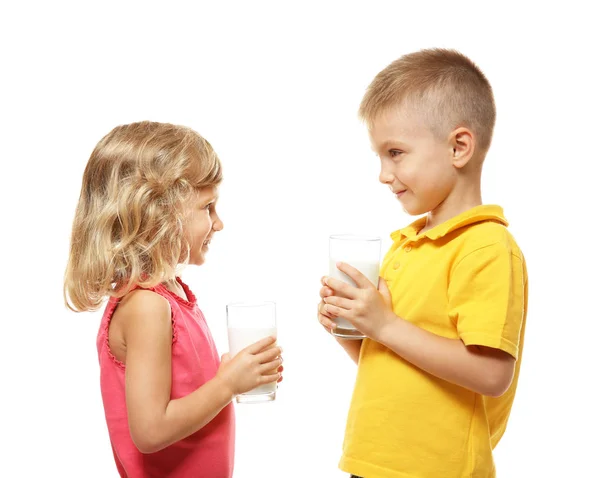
[201,195,219,205]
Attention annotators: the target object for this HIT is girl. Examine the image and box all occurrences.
[64,121,283,477]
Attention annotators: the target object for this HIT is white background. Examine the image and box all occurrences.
[1,1,599,476]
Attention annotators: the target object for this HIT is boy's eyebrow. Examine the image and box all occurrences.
[372,139,410,153]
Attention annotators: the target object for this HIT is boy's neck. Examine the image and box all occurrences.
[421,179,482,233]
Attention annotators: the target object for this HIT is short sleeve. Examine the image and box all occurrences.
[448,242,525,359]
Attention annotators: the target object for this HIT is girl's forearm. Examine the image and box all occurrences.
[134,376,233,454]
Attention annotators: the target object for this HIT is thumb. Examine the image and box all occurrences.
[378,277,392,302]
[221,352,231,364]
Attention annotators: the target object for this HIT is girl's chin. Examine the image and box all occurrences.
[188,254,206,266]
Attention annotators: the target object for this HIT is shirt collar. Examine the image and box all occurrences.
[390,205,508,242]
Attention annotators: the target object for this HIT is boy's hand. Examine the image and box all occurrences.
[318,276,337,333]
[322,262,397,340]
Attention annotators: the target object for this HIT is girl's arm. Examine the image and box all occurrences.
[121,290,280,453]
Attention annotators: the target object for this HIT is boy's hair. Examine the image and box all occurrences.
[64,121,222,312]
[359,48,496,154]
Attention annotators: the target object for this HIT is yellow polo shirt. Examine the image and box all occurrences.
[339,205,528,478]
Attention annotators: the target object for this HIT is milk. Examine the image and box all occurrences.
[227,326,278,395]
[328,259,380,329]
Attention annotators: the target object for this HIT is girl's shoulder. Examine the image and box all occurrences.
[108,288,173,363]
[115,288,171,322]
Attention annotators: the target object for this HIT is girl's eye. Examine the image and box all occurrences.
[390,150,404,158]
[204,203,213,210]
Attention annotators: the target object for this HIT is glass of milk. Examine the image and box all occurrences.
[226,301,278,403]
[329,234,381,339]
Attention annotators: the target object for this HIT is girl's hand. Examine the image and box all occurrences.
[217,336,283,396]
[322,262,397,341]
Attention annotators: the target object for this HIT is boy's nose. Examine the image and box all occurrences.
[379,168,395,185]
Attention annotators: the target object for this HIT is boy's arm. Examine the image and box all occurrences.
[318,285,362,365]
[333,337,363,364]
[323,250,524,397]
[375,319,515,397]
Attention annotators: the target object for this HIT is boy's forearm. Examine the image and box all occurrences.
[334,335,362,364]
[375,318,514,397]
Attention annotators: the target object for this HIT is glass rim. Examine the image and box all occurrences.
[226,300,276,309]
[329,234,381,242]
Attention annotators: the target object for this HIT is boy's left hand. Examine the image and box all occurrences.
[323,262,397,340]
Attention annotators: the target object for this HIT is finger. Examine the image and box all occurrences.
[324,275,359,299]
[336,262,372,289]
[318,301,335,319]
[260,371,281,384]
[256,345,283,364]
[323,302,351,320]
[220,353,231,363]
[259,357,283,374]
[260,343,280,353]
[319,285,334,298]
[318,303,337,329]
[244,335,277,354]
[378,276,392,301]
[319,313,336,331]
[324,295,353,310]
[277,365,283,382]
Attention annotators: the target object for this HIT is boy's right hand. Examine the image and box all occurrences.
[318,276,337,333]
[216,336,283,397]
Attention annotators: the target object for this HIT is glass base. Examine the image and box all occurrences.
[332,327,366,339]
[236,391,276,403]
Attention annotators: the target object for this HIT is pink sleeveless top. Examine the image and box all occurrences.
[96,277,235,478]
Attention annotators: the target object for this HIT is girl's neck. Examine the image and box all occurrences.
[162,277,187,301]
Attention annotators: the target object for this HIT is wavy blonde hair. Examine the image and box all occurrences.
[64,121,222,312]
[359,48,496,155]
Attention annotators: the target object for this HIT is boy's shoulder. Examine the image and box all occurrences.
[433,205,523,260]
[449,218,525,271]
[458,218,519,246]
[391,205,524,260]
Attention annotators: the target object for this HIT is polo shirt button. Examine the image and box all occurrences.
[393,262,401,270]
[405,246,412,252]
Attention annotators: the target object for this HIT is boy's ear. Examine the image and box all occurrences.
[449,127,475,169]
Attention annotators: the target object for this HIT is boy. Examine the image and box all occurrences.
[318,48,527,477]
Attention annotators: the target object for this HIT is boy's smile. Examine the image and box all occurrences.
[369,106,480,230]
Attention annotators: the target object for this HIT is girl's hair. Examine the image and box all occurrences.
[64,121,222,312]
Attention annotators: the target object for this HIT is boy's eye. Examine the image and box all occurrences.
[389,150,403,158]
[204,203,213,210]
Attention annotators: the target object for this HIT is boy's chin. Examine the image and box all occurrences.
[398,197,431,217]
[401,204,427,216]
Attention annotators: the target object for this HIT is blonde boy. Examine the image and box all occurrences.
[318,48,527,477]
